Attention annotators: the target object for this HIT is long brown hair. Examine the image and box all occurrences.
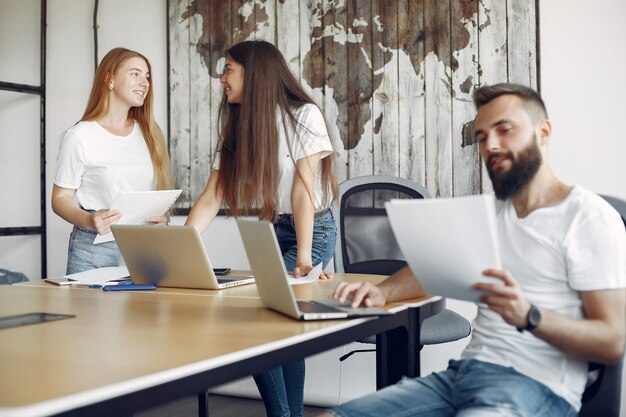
[81,47,172,190]
[217,40,338,220]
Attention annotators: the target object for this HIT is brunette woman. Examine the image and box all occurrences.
[186,40,338,417]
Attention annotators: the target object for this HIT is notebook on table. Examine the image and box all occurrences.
[236,219,390,320]
[111,225,254,289]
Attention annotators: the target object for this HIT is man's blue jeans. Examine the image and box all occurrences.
[330,359,577,417]
[253,209,336,417]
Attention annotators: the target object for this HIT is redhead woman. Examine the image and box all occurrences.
[52,47,173,274]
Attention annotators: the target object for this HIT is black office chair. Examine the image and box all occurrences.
[333,175,471,366]
[578,194,626,417]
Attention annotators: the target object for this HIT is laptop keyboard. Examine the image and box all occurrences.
[297,300,344,313]
[217,277,241,284]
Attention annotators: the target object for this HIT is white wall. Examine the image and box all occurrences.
[541,0,626,201]
[540,2,626,413]
[1,0,168,280]
[1,0,624,412]
[45,0,169,280]
[0,0,43,280]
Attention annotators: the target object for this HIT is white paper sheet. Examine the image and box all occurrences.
[386,194,502,303]
[287,263,323,285]
[93,190,182,244]
[63,266,130,285]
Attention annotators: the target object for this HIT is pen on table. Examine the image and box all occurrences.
[102,283,157,291]
[72,284,103,289]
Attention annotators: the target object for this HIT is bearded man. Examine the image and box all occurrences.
[319,83,626,417]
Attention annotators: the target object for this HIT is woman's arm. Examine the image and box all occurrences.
[291,153,322,277]
[185,170,224,233]
[51,185,122,234]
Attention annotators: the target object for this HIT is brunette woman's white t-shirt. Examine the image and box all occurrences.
[54,121,154,210]
[212,103,334,213]
[462,186,626,410]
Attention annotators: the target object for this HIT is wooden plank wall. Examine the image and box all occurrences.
[168,0,539,208]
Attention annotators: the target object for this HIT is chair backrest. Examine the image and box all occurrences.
[579,194,626,417]
[333,175,430,275]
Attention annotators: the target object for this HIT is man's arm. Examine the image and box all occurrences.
[332,266,428,308]
[476,269,625,365]
[536,289,625,364]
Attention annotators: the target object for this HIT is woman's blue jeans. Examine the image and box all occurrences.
[253,209,337,417]
[66,225,124,274]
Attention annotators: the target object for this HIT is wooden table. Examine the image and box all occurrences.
[0,275,442,417]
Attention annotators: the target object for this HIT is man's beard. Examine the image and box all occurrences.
[487,134,542,200]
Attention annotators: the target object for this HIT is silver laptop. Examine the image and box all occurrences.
[236,219,390,320]
[111,225,254,289]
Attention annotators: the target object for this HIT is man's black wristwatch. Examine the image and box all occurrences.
[517,304,541,332]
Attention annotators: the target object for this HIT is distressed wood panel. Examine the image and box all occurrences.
[277,0,301,78]
[322,1,349,184]
[375,0,400,180]
[424,0,452,198]
[346,0,373,182]
[169,0,191,209]
[508,0,537,88]
[398,0,426,185]
[232,0,256,43]
[477,0,508,194]
[207,1,231,182]
[258,0,276,43]
[189,7,212,204]
[451,0,480,196]
[345,0,375,208]
[169,0,539,206]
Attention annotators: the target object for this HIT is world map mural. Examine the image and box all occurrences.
[168,0,538,208]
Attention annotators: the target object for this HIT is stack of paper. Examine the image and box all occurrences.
[94,190,182,244]
[63,266,130,286]
[386,194,502,302]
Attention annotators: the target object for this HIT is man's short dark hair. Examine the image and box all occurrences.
[473,83,548,122]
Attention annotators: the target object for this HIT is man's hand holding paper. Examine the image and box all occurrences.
[386,194,503,303]
[475,268,532,329]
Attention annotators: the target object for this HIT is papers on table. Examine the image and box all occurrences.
[386,194,502,303]
[93,190,182,244]
[63,266,130,286]
[287,263,323,285]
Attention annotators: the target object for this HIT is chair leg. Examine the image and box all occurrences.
[198,391,209,417]
[339,348,376,361]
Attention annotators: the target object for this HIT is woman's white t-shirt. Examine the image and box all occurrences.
[212,103,334,213]
[54,121,154,210]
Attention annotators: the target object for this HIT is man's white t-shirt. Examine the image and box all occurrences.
[212,103,334,213]
[462,185,626,410]
[54,121,154,210]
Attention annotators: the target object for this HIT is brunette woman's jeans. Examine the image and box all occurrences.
[253,209,336,417]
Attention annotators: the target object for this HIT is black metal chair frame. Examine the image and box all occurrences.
[333,175,471,371]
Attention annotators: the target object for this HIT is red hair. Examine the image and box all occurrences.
[82,47,172,190]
